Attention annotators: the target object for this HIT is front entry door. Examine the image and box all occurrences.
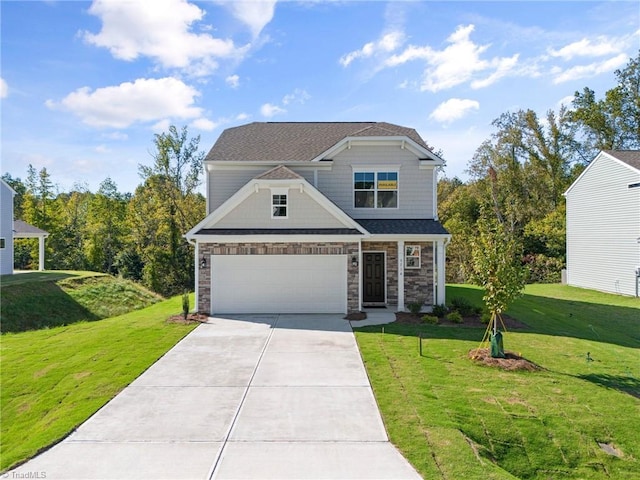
[363,252,385,303]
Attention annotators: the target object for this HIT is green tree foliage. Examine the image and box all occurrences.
[470,215,526,333]
[571,51,640,153]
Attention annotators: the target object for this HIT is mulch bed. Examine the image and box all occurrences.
[166,313,210,325]
[468,348,542,371]
[395,312,528,329]
[344,312,368,321]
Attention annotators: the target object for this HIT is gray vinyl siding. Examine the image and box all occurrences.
[566,153,640,296]
[214,188,346,229]
[316,145,434,219]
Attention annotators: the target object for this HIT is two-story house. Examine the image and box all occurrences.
[186,122,451,315]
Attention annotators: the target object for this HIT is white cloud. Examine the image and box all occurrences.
[282,88,310,105]
[102,131,128,141]
[0,78,7,98]
[236,112,250,121]
[383,24,518,92]
[429,98,480,124]
[222,0,277,38]
[556,95,575,109]
[46,77,204,128]
[95,144,110,153]
[552,53,628,84]
[548,37,621,60]
[260,103,286,117]
[226,74,240,88]
[340,31,405,67]
[83,0,241,76]
[190,117,217,131]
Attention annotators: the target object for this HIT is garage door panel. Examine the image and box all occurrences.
[211,255,347,314]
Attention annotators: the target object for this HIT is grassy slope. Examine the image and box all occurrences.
[0,295,197,471]
[1,271,163,333]
[355,284,640,479]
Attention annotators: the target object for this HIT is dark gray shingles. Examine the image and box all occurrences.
[13,219,48,235]
[605,150,640,171]
[355,219,450,235]
[206,122,434,163]
[196,228,362,235]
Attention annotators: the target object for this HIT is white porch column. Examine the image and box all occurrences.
[194,241,199,313]
[38,236,45,271]
[436,239,446,305]
[397,240,405,311]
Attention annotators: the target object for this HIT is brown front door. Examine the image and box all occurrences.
[363,252,385,303]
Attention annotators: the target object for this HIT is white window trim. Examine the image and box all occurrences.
[405,245,421,269]
[352,168,399,209]
[270,187,289,219]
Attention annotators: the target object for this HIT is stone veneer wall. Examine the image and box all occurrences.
[362,241,434,307]
[404,241,435,305]
[198,242,360,314]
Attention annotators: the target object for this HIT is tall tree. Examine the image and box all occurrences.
[571,51,640,153]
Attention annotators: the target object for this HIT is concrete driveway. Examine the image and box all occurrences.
[10,314,420,479]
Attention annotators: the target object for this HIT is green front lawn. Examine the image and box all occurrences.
[0,295,197,471]
[355,284,640,479]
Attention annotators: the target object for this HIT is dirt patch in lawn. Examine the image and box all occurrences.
[166,313,210,325]
[468,348,542,371]
[344,311,367,321]
[395,312,528,329]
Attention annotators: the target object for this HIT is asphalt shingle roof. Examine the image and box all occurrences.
[196,228,362,235]
[13,219,48,236]
[355,219,450,235]
[206,122,433,163]
[605,150,640,171]
[254,165,303,180]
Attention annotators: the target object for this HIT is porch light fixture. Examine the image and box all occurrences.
[200,256,207,269]
[351,256,358,268]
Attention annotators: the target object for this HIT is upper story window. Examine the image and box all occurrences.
[272,193,288,218]
[354,171,398,208]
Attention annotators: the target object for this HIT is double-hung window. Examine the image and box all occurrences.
[272,193,288,218]
[354,171,398,208]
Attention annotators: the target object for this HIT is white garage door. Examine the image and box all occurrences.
[211,254,347,314]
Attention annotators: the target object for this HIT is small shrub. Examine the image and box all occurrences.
[422,315,439,325]
[407,301,423,315]
[480,311,492,324]
[449,297,477,317]
[432,304,448,317]
[446,311,463,323]
[182,292,190,320]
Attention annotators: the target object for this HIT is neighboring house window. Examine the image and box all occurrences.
[405,245,421,269]
[272,194,288,218]
[0,238,5,249]
[354,171,398,208]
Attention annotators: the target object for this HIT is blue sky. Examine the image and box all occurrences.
[2,0,639,194]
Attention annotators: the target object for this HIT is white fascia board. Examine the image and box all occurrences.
[189,234,364,243]
[206,161,333,171]
[364,233,452,242]
[311,136,440,162]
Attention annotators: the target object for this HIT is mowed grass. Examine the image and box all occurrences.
[355,284,640,479]
[1,271,163,333]
[0,295,197,471]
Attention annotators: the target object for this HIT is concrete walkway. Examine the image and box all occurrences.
[10,314,420,479]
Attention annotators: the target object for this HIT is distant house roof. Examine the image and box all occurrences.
[604,150,640,171]
[13,219,49,238]
[206,122,435,163]
[196,228,362,235]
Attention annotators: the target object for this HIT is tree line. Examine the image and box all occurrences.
[3,126,205,297]
[440,52,639,284]
[3,53,638,297]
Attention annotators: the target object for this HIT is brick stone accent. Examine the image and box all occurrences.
[362,241,434,307]
[403,242,435,306]
[198,242,360,314]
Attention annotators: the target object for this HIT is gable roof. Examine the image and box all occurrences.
[254,165,303,180]
[205,122,436,163]
[604,150,640,171]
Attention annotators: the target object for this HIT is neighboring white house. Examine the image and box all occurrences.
[0,179,16,275]
[565,150,640,297]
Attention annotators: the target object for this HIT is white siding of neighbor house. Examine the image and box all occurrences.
[214,188,347,229]
[566,153,640,296]
[0,180,15,275]
[316,144,434,219]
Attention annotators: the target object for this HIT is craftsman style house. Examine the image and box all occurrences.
[186,122,451,314]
